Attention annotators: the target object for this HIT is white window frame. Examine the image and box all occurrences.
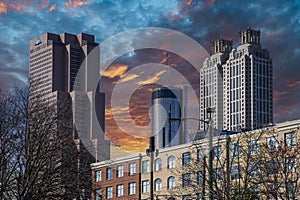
[249,139,260,155]
[95,170,101,182]
[286,157,296,172]
[230,142,241,158]
[168,176,176,189]
[155,158,162,171]
[142,160,150,173]
[285,132,296,147]
[129,182,136,195]
[106,186,113,199]
[213,146,222,160]
[95,188,102,200]
[182,152,191,166]
[117,184,124,197]
[142,180,149,193]
[168,156,176,169]
[154,178,162,191]
[117,165,124,177]
[129,162,136,175]
[107,168,113,180]
[266,135,278,151]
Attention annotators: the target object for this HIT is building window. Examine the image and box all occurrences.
[214,168,222,181]
[117,184,124,197]
[95,170,101,182]
[106,186,113,199]
[197,148,205,161]
[183,195,191,200]
[142,160,150,173]
[248,162,259,177]
[286,157,296,172]
[266,183,278,199]
[95,188,102,200]
[286,182,297,199]
[107,168,113,180]
[155,158,162,171]
[265,159,279,175]
[213,146,222,160]
[142,180,149,193]
[117,165,124,177]
[129,182,136,195]
[230,142,241,157]
[168,156,176,169]
[182,173,191,187]
[129,163,136,175]
[248,139,260,155]
[182,152,191,166]
[266,135,278,151]
[198,171,203,184]
[154,178,162,191]
[168,176,176,189]
[230,165,241,180]
[285,132,296,147]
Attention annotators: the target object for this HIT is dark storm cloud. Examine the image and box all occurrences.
[0,0,299,127]
[155,0,300,122]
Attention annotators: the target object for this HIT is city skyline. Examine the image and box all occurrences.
[1,0,300,156]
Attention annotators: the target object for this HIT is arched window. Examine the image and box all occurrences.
[168,176,176,189]
[168,156,176,169]
[155,158,162,171]
[154,178,162,191]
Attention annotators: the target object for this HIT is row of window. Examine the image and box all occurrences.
[142,176,176,193]
[142,156,176,173]
[95,182,137,199]
[95,163,137,182]
[212,132,296,160]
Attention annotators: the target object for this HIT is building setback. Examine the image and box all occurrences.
[29,32,110,199]
[200,28,273,132]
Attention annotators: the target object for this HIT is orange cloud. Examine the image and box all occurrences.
[65,0,89,8]
[118,72,143,83]
[0,0,54,14]
[100,65,128,79]
[48,4,56,12]
[0,1,22,14]
[41,0,49,9]
[288,80,300,88]
[138,70,166,85]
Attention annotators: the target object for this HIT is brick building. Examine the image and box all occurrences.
[91,153,142,200]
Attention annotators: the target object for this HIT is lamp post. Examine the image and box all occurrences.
[169,107,215,200]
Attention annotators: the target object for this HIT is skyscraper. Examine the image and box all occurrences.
[200,28,273,131]
[29,32,110,199]
[151,86,187,149]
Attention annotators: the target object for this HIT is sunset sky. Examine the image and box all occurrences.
[1,0,300,157]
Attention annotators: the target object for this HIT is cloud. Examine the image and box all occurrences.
[118,72,143,83]
[65,0,89,9]
[138,70,166,85]
[48,4,56,12]
[0,1,21,14]
[100,65,128,79]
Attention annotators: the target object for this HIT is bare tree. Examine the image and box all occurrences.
[0,87,89,199]
[170,127,300,200]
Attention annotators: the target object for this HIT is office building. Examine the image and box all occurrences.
[151,86,187,149]
[29,32,110,199]
[200,28,273,131]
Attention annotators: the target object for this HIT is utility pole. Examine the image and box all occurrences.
[207,107,215,200]
[146,136,156,200]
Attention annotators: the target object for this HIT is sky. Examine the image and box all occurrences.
[1,0,300,157]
